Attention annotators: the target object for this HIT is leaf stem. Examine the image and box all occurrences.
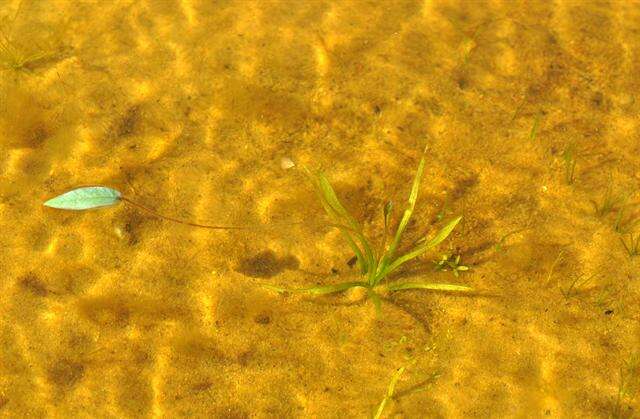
[120,197,247,230]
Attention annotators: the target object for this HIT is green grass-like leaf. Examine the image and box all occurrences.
[562,142,577,185]
[373,366,406,419]
[530,112,542,141]
[262,281,368,295]
[592,179,626,219]
[379,153,426,273]
[620,232,640,257]
[0,31,56,73]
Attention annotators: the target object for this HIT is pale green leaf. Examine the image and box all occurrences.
[44,186,121,210]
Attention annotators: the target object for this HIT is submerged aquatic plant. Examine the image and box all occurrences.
[44,186,122,210]
[619,232,640,258]
[562,142,577,185]
[614,199,638,234]
[43,186,245,230]
[493,227,528,253]
[545,249,565,286]
[611,353,640,419]
[433,253,469,277]
[559,272,595,299]
[266,151,472,311]
[592,179,626,219]
[372,358,440,419]
[529,112,542,141]
[0,30,55,73]
[373,365,406,419]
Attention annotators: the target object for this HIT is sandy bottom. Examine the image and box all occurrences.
[1,0,639,417]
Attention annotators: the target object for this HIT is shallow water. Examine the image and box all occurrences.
[1,0,639,417]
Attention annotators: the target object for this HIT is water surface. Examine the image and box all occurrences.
[1,0,639,417]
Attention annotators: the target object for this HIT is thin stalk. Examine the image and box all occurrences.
[263,281,368,295]
[562,142,576,184]
[545,250,564,286]
[120,197,247,230]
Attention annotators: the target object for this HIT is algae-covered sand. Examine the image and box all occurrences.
[1,0,639,417]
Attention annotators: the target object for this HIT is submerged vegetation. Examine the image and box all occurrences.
[614,199,638,234]
[562,142,577,185]
[266,150,472,311]
[0,35,52,73]
[592,179,626,219]
[433,253,469,277]
[373,365,407,419]
[529,112,542,141]
[611,353,640,418]
[3,1,639,417]
[558,272,595,299]
[493,228,528,253]
[373,339,443,419]
[619,232,640,258]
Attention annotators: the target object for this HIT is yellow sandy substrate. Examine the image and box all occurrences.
[1,0,639,417]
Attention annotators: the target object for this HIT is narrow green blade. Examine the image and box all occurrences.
[530,113,541,141]
[385,282,472,292]
[306,168,359,231]
[390,155,426,251]
[423,216,462,248]
[373,366,406,419]
[262,281,368,295]
[382,216,462,277]
[378,153,426,276]
[44,186,122,210]
[407,156,426,210]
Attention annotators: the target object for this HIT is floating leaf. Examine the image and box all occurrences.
[44,186,122,210]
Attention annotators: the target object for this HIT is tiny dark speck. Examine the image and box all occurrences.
[604,309,613,315]
[346,256,357,267]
